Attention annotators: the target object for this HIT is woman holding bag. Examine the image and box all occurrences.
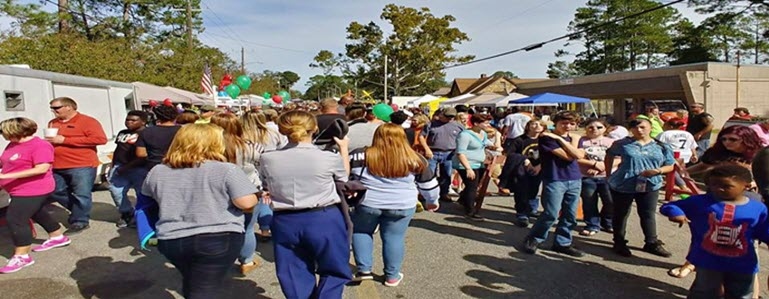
[453,114,496,221]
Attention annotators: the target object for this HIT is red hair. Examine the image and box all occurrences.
[705,125,762,161]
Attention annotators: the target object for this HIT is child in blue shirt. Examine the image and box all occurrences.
[660,164,769,299]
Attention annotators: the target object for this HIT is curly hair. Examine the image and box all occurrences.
[704,125,762,162]
[153,105,179,122]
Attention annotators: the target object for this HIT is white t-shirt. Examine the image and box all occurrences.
[608,126,629,140]
[656,130,697,163]
[502,113,531,140]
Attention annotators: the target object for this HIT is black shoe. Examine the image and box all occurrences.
[613,243,632,257]
[552,245,585,257]
[528,212,541,218]
[514,217,529,228]
[523,237,540,254]
[65,223,90,235]
[115,218,128,228]
[643,240,672,258]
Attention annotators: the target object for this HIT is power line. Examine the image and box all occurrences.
[487,0,560,27]
[201,2,245,48]
[203,31,314,54]
[441,0,687,71]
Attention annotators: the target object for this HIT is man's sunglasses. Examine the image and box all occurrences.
[49,106,66,110]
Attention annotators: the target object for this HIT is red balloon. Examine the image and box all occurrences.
[148,100,159,107]
[163,98,173,106]
[272,95,283,104]
[390,103,399,112]
[219,74,233,91]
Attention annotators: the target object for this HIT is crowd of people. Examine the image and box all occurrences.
[2,95,769,299]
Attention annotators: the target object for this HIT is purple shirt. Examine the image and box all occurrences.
[539,135,581,181]
[749,124,769,147]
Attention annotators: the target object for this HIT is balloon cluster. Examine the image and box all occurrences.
[262,90,291,105]
[219,74,252,99]
[148,98,175,108]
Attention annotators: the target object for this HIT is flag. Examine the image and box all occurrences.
[201,63,214,95]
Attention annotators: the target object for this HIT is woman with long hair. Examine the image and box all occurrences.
[258,110,351,299]
[210,113,264,275]
[349,123,439,286]
[605,119,675,258]
[688,125,762,178]
[501,120,545,227]
[241,110,287,152]
[142,124,258,298]
[576,119,617,236]
[0,118,69,274]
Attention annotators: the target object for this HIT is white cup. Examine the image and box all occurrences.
[44,128,59,138]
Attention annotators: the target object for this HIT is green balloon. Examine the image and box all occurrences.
[278,90,290,100]
[262,92,271,99]
[235,75,252,90]
[372,103,394,122]
[225,84,241,99]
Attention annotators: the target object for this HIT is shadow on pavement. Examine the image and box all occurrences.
[460,251,688,299]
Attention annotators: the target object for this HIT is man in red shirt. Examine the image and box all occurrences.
[47,97,108,234]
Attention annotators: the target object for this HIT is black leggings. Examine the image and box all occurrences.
[458,168,485,215]
[6,193,60,247]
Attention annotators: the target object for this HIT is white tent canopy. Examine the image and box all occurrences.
[408,94,439,106]
[474,93,527,107]
[439,93,475,107]
[133,82,208,106]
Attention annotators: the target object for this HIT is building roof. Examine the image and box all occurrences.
[452,78,479,94]
[432,87,451,96]
[0,65,133,89]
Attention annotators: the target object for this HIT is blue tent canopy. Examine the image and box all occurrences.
[508,92,590,105]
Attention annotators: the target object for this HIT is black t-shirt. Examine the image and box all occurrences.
[112,129,141,165]
[687,112,713,140]
[404,127,416,145]
[136,125,181,169]
[315,114,347,144]
[509,135,541,166]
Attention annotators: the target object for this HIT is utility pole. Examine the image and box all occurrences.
[736,50,741,107]
[172,0,199,51]
[58,0,69,33]
[241,47,245,74]
[383,55,388,103]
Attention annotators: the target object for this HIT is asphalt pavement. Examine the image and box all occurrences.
[1,190,767,299]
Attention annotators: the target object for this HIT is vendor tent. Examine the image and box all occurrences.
[133,82,205,106]
[408,94,439,106]
[509,92,596,116]
[164,86,209,106]
[464,93,505,106]
[439,93,475,107]
[473,93,527,107]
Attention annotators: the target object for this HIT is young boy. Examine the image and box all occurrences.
[660,165,769,299]
[522,111,586,257]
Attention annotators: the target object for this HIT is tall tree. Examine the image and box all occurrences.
[492,71,518,78]
[313,4,473,99]
[668,19,718,65]
[551,0,680,75]
[737,11,769,64]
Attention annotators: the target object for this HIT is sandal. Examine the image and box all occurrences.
[667,264,695,278]
[579,230,598,236]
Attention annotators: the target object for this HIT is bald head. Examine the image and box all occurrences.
[339,95,354,106]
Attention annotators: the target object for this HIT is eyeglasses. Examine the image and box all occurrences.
[587,126,605,130]
[720,137,742,143]
[50,106,65,110]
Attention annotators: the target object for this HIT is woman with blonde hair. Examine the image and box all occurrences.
[141,124,259,298]
[210,113,264,275]
[411,114,432,158]
[0,117,69,274]
[258,110,351,298]
[241,110,287,152]
[349,123,439,286]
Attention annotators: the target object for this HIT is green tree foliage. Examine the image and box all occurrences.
[554,0,680,76]
[492,71,518,78]
[312,4,473,99]
[304,75,352,101]
[280,71,301,89]
[690,0,769,14]
[668,19,718,65]
[737,11,769,63]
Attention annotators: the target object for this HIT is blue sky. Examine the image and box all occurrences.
[2,0,706,92]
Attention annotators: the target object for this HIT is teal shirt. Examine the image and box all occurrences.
[607,138,676,193]
[452,130,488,170]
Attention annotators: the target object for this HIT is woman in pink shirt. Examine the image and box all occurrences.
[0,117,70,274]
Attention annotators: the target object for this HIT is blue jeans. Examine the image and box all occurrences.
[239,212,258,264]
[158,232,244,299]
[257,202,273,231]
[581,177,613,231]
[107,164,147,215]
[696,139,710,158]
[51,167,97,225]
[527,179,581,247]
[351,205,416,280]
[428,151,455,198]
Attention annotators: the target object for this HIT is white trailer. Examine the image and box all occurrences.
[0,65,136,193]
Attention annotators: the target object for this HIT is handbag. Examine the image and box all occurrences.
[341,154,368,206]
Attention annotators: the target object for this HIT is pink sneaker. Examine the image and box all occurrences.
[32,236,71,252]
[384,273,404,287]
[0,255,34,274]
